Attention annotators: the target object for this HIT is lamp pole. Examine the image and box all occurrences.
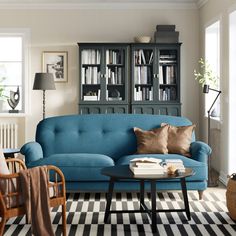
[43,90,45,120]
[205,86,221,187]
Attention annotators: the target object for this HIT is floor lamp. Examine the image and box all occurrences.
[33,73,56,119]
[203,84,221,187]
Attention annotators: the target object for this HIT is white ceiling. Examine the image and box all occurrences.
[0,0,208,9]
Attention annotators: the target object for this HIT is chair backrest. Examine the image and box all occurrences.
[0,158,26,210]
[36,114,194,160]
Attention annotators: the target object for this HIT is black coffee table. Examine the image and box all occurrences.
[101,165,195,233]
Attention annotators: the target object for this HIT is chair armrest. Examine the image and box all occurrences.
[20,142,43,165]
[47,165,66,200]
[190,141,212,163]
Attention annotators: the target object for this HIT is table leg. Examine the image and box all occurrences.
[151,180,157,233]
[140,180,145,210]
[181,178,191,220]
[104,177,115,223]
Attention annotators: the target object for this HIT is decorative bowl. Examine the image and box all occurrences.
[134,36,151,43]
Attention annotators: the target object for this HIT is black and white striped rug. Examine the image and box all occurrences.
[3,190,236,236]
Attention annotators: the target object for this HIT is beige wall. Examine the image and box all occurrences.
[199,0,236,184]
[0,7,200,146]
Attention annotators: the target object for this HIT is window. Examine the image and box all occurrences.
[229,11,236,174]
[0,30,29,113]
[205,21,220,117]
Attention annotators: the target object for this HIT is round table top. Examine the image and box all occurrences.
[101,165,195,180]
[3,148,20,154]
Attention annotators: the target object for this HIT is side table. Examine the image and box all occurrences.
[3,148,20,159]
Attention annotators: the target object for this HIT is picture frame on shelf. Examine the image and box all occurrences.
[42,51,68,82]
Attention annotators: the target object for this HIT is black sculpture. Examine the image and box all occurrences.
[7,86,20,113]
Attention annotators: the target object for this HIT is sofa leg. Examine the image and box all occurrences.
[198,190,204,200]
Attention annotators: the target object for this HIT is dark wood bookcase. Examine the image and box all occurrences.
[78,43,129,114]
[78,42,181,116]
[131,43,181,116]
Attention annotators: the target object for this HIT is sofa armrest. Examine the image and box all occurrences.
[20,142,43,165]
[190,141,212,163]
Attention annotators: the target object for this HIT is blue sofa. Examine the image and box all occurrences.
[20,114,211,199]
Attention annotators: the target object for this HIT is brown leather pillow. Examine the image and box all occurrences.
[162,123,195,156]
[133,126,169,154]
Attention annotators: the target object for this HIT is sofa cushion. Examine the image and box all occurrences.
[28,153,114,181]
[162,124,195,156]
[133,126,168,154]
[116,154,207,181]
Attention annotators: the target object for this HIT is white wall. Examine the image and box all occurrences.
[199,0,236,184]
[0,7,200,145]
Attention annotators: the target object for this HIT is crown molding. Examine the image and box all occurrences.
[0,0,202,10]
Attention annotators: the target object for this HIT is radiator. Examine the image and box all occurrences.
[0,123,18,149]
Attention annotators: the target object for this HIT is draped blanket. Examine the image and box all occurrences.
[19,166,54,236]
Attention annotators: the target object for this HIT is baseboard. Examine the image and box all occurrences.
[219,170,228,186]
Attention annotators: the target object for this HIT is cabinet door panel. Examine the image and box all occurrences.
[79,105,128,114]
[157,105,180,116]
[167,106,180,116]
[132,105,155,114]
[105,46,128,103]
[104,106,128,114]
[80,47,102,102]
[132,104,180,116]
[131,46,155,103]
[79,106,102,114]
[158,48,179,103]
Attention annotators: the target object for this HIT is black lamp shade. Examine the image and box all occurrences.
[203,84,209,94]
[33,73,56,90]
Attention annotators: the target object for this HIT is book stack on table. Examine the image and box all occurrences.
[129,157,164,175]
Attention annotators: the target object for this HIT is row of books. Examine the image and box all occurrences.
[134,50,153,65]
[83,90,124,101]
[159,87,177,101]
[134,66,152,84]
[106,50,123,65]
[129,157,185,175]
[159,65,176,84]
[81,50,175,65]
[81,67,101,85]
[82,50,101,64]
[107,67,123,85]
[159,54,177,64]
[134,87,153,101]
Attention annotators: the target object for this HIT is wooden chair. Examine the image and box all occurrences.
[0,158,66,236]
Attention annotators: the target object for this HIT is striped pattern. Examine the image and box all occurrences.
[3,191,236,236]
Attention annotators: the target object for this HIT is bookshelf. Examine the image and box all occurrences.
[78,43,129,114]
[78,43,181,116]
[131,43,181,116]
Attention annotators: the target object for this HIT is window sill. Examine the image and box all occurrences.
[0,113,27,117]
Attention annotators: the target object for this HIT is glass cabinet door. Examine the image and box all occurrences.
[81,48,102,101]
[158,49,178,102]
[133,48,154,101]
[105,48,126,102]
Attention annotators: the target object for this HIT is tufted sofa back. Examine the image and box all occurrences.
[36,114,193,160]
